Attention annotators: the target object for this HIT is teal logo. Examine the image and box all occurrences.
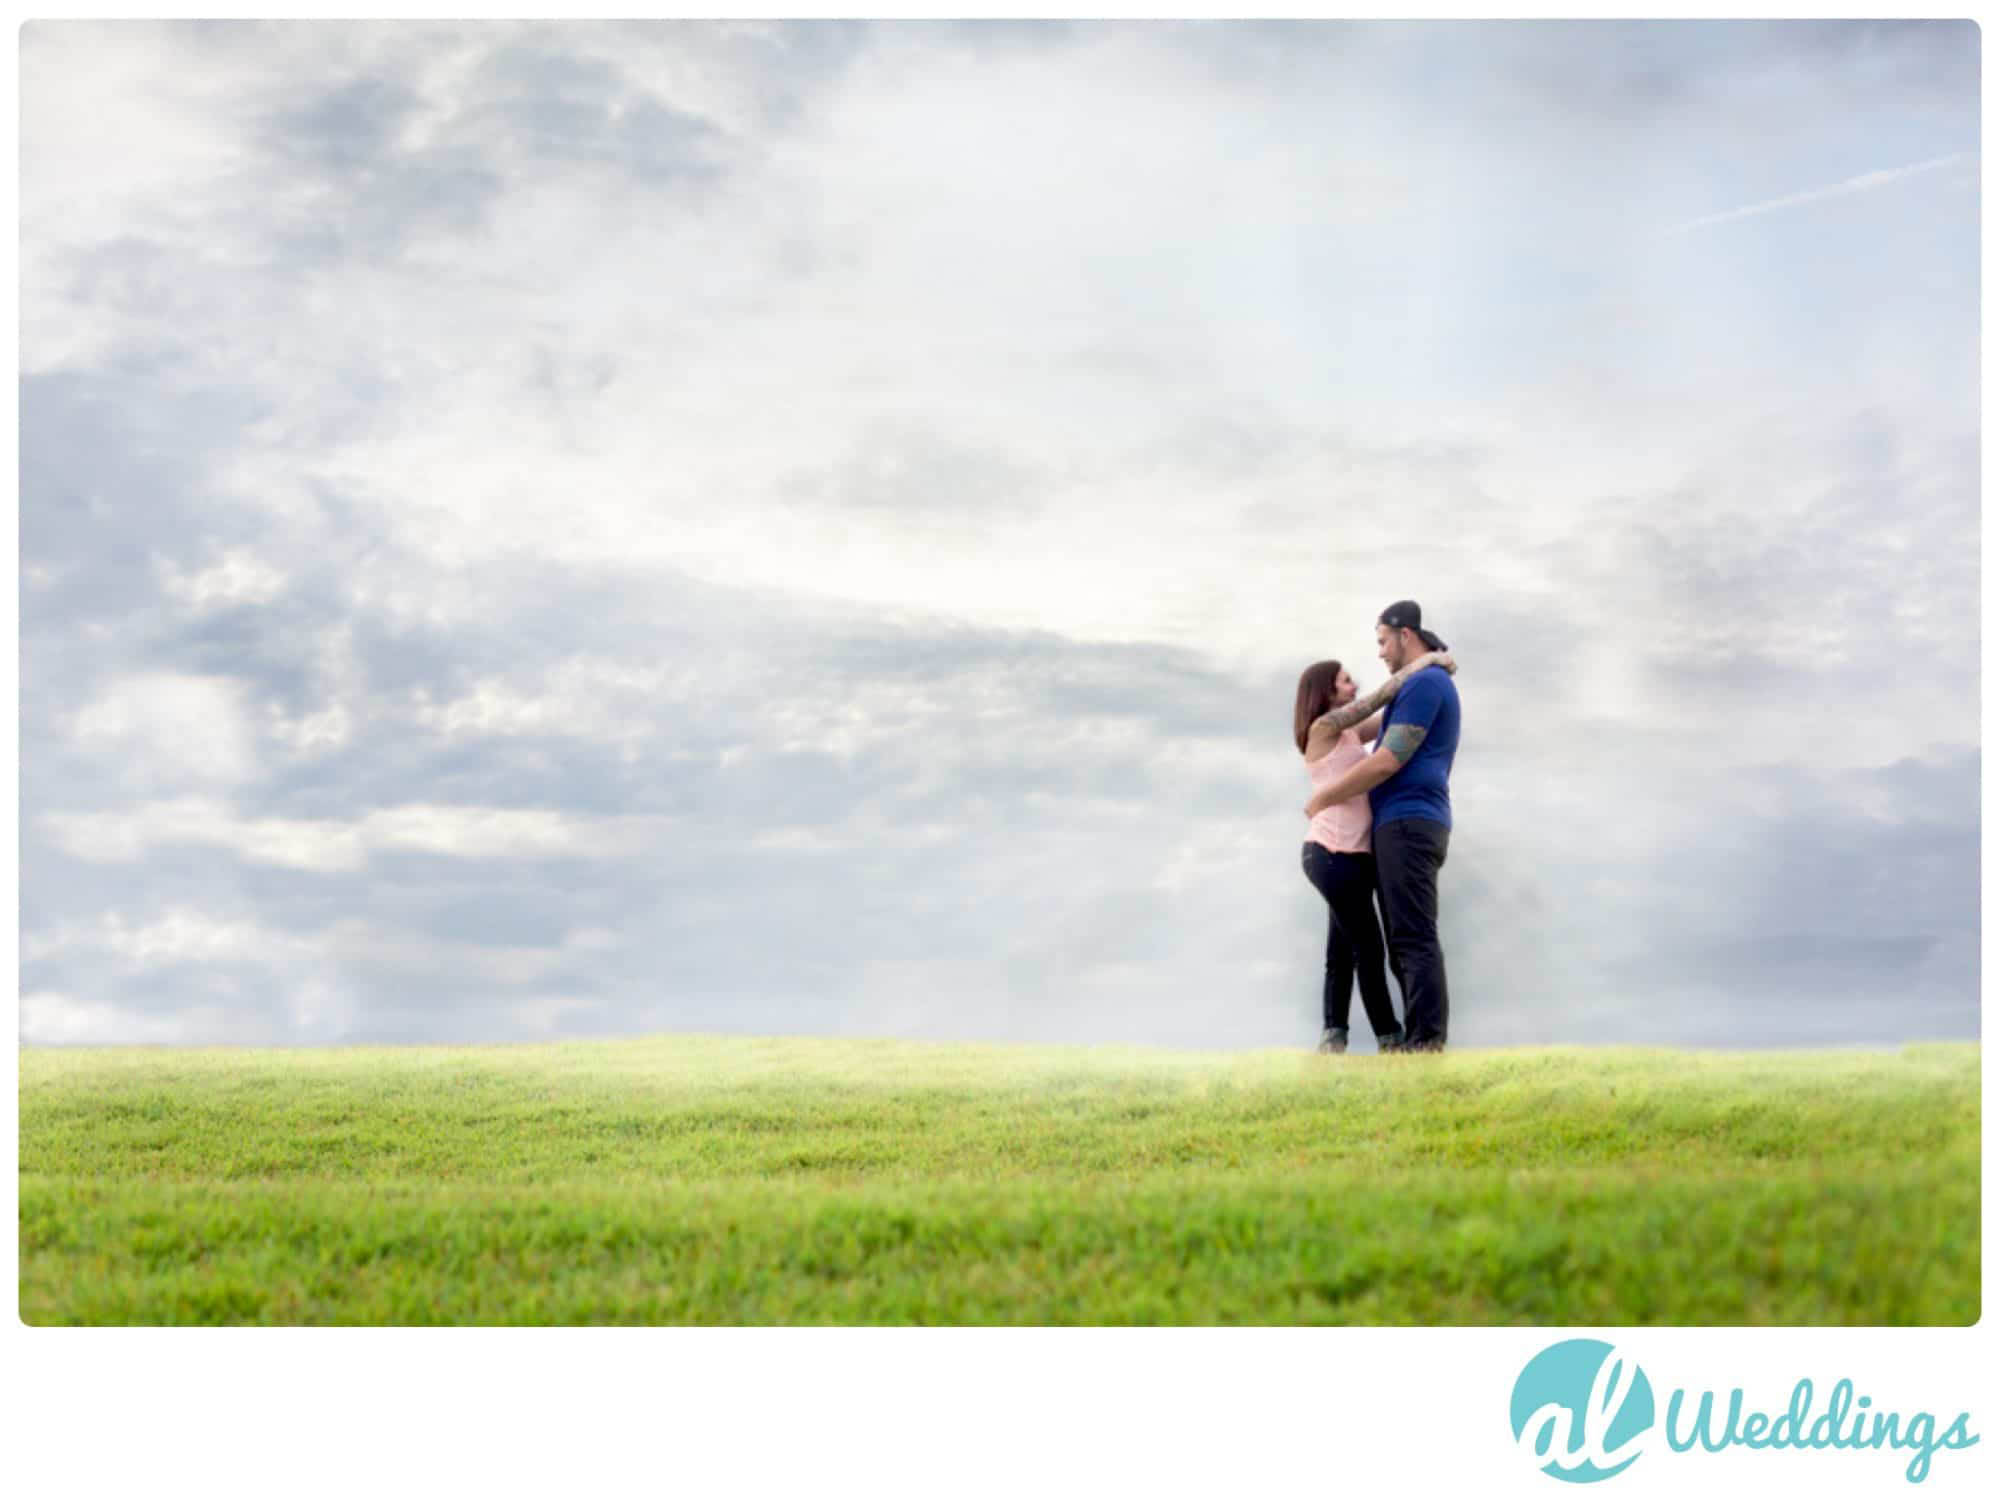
[1510,1339,1655,1481]
[1509,1340,1982,1483]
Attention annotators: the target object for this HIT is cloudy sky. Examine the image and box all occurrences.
[18,19,1980,1049]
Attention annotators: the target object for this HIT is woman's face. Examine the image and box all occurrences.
[1334,667,1357,706]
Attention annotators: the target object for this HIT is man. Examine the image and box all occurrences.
[1304,600,1461,1052]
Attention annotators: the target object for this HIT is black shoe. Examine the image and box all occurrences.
[1316,1027,1348,1055]
[1376,1029,1407,1053]
[1398,1037,1446,1054]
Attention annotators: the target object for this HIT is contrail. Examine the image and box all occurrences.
[1667,151,1974,234]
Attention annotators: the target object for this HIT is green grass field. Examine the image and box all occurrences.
[18,1036,1980,1325]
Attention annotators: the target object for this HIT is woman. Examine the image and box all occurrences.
[1293,650,1455,1053]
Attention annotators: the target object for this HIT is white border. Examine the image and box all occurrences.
[7,7,1988,1489]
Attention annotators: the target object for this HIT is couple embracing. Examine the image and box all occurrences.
[1292,600,1461,1055]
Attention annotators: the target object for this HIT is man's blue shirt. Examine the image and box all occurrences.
[1369,667,1459,830]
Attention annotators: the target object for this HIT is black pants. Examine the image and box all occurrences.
[1372,817,1451,1045]
[1300,843,1403,1038]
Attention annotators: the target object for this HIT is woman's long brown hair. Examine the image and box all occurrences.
[1293,661,1344,754]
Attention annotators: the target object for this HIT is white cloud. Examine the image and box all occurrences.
[268,698,356,756]
[360,804,660,859]
[39,797,664,870]
[70,673,259,785]
[157,549,289,611]
[40,797,366,869]
[410,659,674,745]
[20,991,266,1045]
[22,909,319,968]
[285,979,359,1040]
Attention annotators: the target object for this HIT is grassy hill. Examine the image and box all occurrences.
[18,1036,1980,1325]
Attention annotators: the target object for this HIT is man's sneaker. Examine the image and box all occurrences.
[1398,1037,1446,1054]
[1376,1030,1407,1054]
[1316,1027,1349,1055]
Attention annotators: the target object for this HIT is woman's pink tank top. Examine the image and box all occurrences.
[1305,730,1373,854]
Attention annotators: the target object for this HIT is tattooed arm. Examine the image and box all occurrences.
[1305,721,1430,815]
[1306,651,1455,743]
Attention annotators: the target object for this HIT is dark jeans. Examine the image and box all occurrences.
[1300,843,1403,1039]
[1372,817,1451,1045]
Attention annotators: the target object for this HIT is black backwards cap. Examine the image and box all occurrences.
[1378,599,1446,653]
